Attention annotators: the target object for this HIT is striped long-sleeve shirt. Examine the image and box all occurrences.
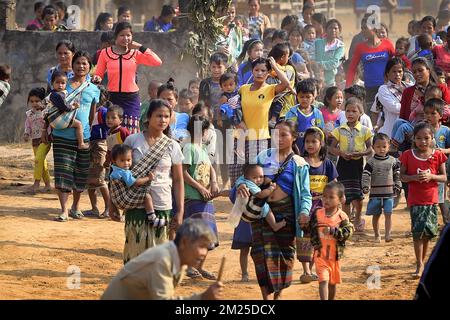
[362,154,401,198]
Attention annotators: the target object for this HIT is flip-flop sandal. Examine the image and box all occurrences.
[198,269,217,280]
[83,208,100,217]
[186,268,203,279]
[98,211,109,219]
[69,209,84,220]
[54,215,69,222]
[299,273,313,284]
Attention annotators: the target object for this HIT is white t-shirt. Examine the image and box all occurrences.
[124,133,184,211]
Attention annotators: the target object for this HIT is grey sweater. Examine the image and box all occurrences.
[362,155,401,198]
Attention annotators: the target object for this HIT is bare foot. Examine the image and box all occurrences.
[25,185,39,194]
[374,235,381,243]
[272,219,287,232]
[241,272,249,282]
[78,142,90,150]
[43,184,52,193]
[412,265,423,279]
[385,236,393,243]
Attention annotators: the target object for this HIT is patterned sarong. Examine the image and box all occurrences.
[250,197,296,294]
[110,134,171,209]
[123,208,171,264]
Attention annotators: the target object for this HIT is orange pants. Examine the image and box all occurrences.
[314,256,341,285]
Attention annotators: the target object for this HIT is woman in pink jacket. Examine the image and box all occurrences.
[93,22,162,133]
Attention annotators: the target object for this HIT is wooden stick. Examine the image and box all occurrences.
[217,256,226,282]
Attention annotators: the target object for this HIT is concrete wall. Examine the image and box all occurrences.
[0,30,198,142]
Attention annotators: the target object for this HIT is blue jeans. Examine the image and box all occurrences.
[392,119,413,146]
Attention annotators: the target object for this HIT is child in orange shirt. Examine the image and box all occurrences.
[309,181,354,300]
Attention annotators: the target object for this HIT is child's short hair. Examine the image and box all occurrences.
[420,15,437,29]
[395,37,409,49]
[312,13,327,27]
[324,181,345,199]
[191,101,212,119]
[118,5,131,17]
[424,98,446,116]
[209,52,228,66]
[179,88,194,101]
[100,31,115,45]
[41,6,57,20]
[187,114,210,139]
[111,144,132,161]
[107,104,124,119]
[50,70,67,84]
[344,85,366,104]
[27,87,46,102]
[345,97,364,113]
[160,4,175,17]
[0,64,11,81]
[34,1,44,12]
[219,73,237,86]
[303,24,315,36]
[425,85,443,100]
[272,29,289,42]
[243,164,262,178]
[189,78,200,88]
[268,42,291,61]
[296,79,316,95]
[417,34,433,49]
[372,132,390,145]
[281,15,298,29]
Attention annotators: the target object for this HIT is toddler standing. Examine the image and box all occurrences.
[23,87,51,194]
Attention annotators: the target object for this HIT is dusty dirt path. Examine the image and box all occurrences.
[0,144,439,300]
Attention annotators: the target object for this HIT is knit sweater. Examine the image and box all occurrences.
[362,154,401,198]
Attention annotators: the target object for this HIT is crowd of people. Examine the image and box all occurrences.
[3,0,450,300]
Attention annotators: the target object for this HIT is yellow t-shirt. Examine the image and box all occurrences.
[240,84,276,140]
[331,122,373,159]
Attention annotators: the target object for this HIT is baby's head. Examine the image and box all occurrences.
[395,37,409,56]
[0,64,11,83]
[51,71,67,92]
[243,164,264,186]
[417,33,433,50]
[425,85,443,102]
[111,144,133,170]
[220,72,237,94]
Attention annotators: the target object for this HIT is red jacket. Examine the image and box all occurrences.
[399,83,450,120]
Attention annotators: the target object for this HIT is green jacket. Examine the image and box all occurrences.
[309,209,354,260]
[314,38,345,87]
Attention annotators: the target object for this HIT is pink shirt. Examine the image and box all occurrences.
[321,108,344,135]
[95,47,162,93]
[432,45,450,74]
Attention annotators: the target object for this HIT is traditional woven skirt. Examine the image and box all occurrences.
[337,157,364,204]
[184,200,219,248]
[110,92,141,134]
[410,205,439,241]
[53,136,90,193]
[250,196,296,294]
[123,208,171,264]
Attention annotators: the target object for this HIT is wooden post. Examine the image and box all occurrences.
[0,0,16,31]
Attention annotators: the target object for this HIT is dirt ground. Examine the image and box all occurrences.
[0,143,442,300]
